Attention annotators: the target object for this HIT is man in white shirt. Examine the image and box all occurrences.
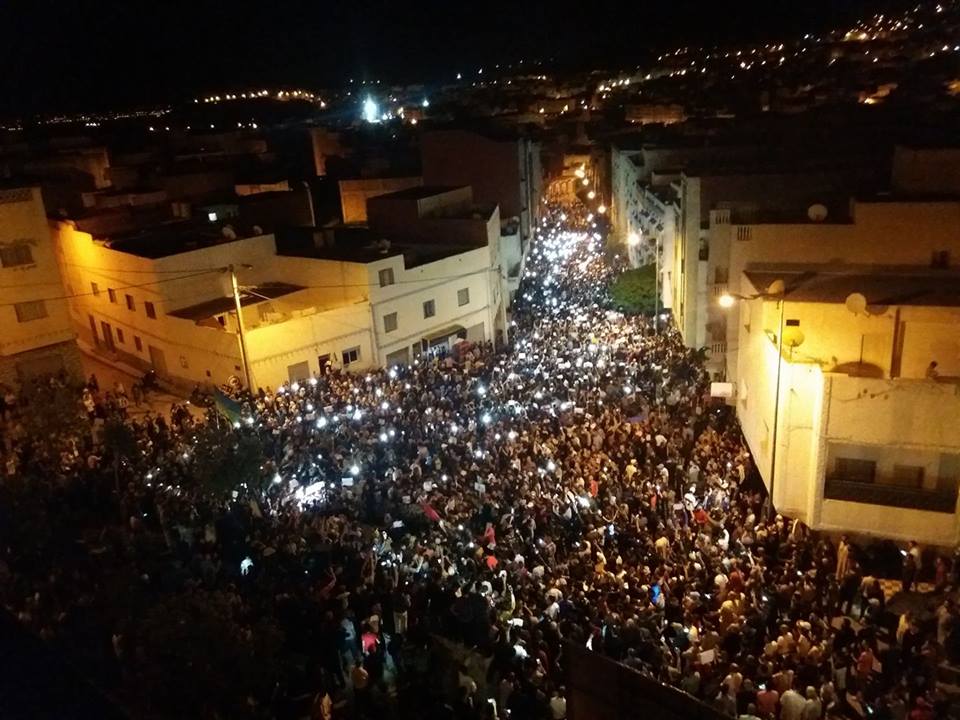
[550,687,567,719]
[781,686,806,720]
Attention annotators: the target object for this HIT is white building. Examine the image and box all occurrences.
[733,266,960,546]
[0,186,80,384]
[53,188,507,390]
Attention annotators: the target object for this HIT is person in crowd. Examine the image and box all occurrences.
[0,201,951,720]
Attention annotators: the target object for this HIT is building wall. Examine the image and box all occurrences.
[723,200,960,382]
[366,245,504,366]
[339,177,423,224]
[0,187,79,382]
[245,301,375,387]
[53,222,279,387]
[734,292,960,545]
[421,130,540,242]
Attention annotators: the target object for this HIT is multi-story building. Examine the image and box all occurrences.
[733,266,960,545]
[716,198,960,382]
[0,186,80,384]
[52,186,507,390]
[421,128,542,250]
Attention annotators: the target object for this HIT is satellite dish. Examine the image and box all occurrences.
[252,224,263,235]
[845,292,868,316]
[766,279,786,296]
[221,225,237,240]
[807,203,829,222]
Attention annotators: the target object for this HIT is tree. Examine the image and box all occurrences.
[190,422,268,501]
[609,265,657,314]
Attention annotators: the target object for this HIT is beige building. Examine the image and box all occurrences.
[733,267,960,545]
[339,177,422,224]
[715,199,960,381]
[53,187,507,390]
[0,186,80,384]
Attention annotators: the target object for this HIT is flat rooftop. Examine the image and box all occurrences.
[745,268,960,307]
[168,282,303,321]
[277,226,476,267]
[107,221,266,259]
[374,185,463,200]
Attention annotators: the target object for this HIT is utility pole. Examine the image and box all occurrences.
[767,297,786,515]
[229,264,254,391]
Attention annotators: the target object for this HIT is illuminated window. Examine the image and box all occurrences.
[423,299,436,318]
[383,312,398,333]
[208,212,218,222]
[14,300,48,322]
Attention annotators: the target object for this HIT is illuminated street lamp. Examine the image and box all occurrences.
[719,280,801,513]
[587,190,596,200]
[581,178,589,186]
[627,232,640,247]
[597,204,606,214]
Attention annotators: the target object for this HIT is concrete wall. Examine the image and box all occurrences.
[723,200,960,382]
[339,177,422,223]
[0,187,77,372]
[734,290,960,544]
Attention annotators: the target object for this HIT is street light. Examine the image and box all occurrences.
[581,178,589,186]
[627,232,640,247]
[719,280,797,514]
[587,190,596,200]
[597,204,606,214]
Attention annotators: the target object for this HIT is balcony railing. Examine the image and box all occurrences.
[824,477,959,513]
[711,283,729,298]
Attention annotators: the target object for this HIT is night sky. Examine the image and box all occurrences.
[0,0,911,115]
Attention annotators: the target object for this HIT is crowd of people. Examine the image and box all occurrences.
[1,199,958,720]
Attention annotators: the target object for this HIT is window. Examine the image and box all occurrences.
[134,336,143,352]
[458,288,470,306]
[116,328,125,344]
[378,268,395,287]
[125,294,135,310]
[0,244,34,267]
[342,346,360,366]
[835,457,876,483]
[207,211,218,222]
[91,282,100,296]
[144,301,157,319]
[108,288,117,303]
[423,299,436,318]
[383,312,398,333]
[14,300,48,323]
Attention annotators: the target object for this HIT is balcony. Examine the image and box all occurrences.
[824,477,959,513]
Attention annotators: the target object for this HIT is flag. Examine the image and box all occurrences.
[213,389,243,425]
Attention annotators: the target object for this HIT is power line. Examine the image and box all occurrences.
[61,261,227,275]
[0,268,224,308]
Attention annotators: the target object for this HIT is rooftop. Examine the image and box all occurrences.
[277,226,476,267]
[373,185,463,200]
[745,268,960,307]
[168,282,303,321]
[107,221,267,259]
